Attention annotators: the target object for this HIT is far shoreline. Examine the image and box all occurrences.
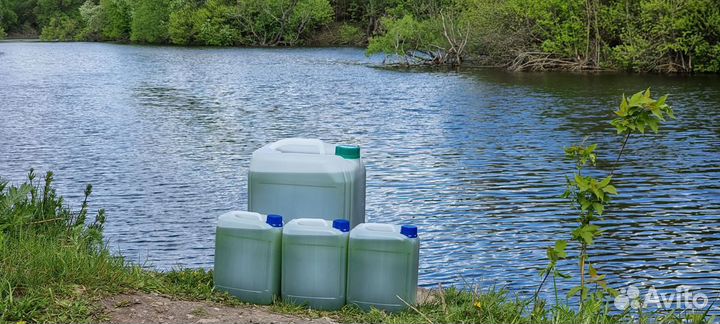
[2,39,717,75]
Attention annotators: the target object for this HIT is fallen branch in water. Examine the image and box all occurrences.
[509,52,604,71]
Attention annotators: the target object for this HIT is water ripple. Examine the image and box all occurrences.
[1,42,718,304]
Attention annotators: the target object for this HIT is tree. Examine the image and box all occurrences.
[168,2,195,45]
[101,0,131,40]
[0,0,18,34]
[193,0,241,46]
[39,15,81,40]
[235,0,333,46]
[130,0,170,43]
[613,0,720,72]
[366,6,469,66]
[35,0,84,28]
[77,0,103,41]
[3,0,39,35]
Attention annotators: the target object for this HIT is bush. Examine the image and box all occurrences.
[612,0,720,72]
[236,0,333,46]
[0,170,105,243]
[77,0,103,41]
[193,0,242,46]
[0,0,17,36]
[367,14,447,63]
[35,0,86,29]
[130,0,170,43]
[337,23,364,45]
[168,5,195,45]
[40,15,81,41]
[168,0,242,46]
[101,0,131,41]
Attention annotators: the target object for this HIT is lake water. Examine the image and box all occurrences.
[1,42,719,305]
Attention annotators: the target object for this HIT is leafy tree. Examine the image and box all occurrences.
[168,0,242,46]
[130,0,170,43]
[0,0,18,33]
[101,0,131,40]
[367,15,444,63]
[613,0,720,72]
[520,0,587,60]
[168,2,195,45]
[193,0,241,46]
[39,15,81,40]
[337,23,364,45]
[236,0,333,46]
[3,0,39,35]
[77,0,103,41]
[35,0,84,28]
[366,2,470,66]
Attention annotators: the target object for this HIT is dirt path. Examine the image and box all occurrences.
[100,293,338,324]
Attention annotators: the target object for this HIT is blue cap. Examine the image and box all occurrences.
[266,214,283,227]
[332,219,350,232]
[400,225,417,238]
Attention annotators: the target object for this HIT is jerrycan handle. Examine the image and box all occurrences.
[269,138,326,155]
[296,218,330,227]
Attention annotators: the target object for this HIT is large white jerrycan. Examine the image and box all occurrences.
[346,223,419,312]
[214,211,283,305]
[248,138,366,228]
[281,218,350,310]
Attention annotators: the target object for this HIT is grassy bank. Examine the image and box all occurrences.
[0,170,714,323]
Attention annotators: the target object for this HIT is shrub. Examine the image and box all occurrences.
[35,0,86,29]
[236,0,333,46]
[77,0,103,41]
[611,0,720,72]
[168,5,195,45]
[193,0,242,46]
[367,14,447,64]
[0,0,18,33]
[40,15,81,41]
[337,23,364,45]
[101,0,131,41]
[130,0,170,43]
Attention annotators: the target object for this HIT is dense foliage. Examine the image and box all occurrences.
[0,0,717,71]
[366,0,719,71]
[0,0,334,45]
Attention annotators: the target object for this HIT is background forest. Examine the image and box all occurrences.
[0,0,718,72]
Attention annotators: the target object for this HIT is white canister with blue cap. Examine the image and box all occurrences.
[281,218,350,310]
[214,211,283,305]
[346,223,419,312]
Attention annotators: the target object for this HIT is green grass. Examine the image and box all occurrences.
[1,170,716,323]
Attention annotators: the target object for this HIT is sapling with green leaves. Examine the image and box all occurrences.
[537,88,675,311]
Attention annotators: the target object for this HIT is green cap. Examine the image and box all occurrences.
[335,145,360,159]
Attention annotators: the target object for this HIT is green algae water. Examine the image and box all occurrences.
[347,223,420,312]
[214,211,282,305]
[281,219,349,310]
